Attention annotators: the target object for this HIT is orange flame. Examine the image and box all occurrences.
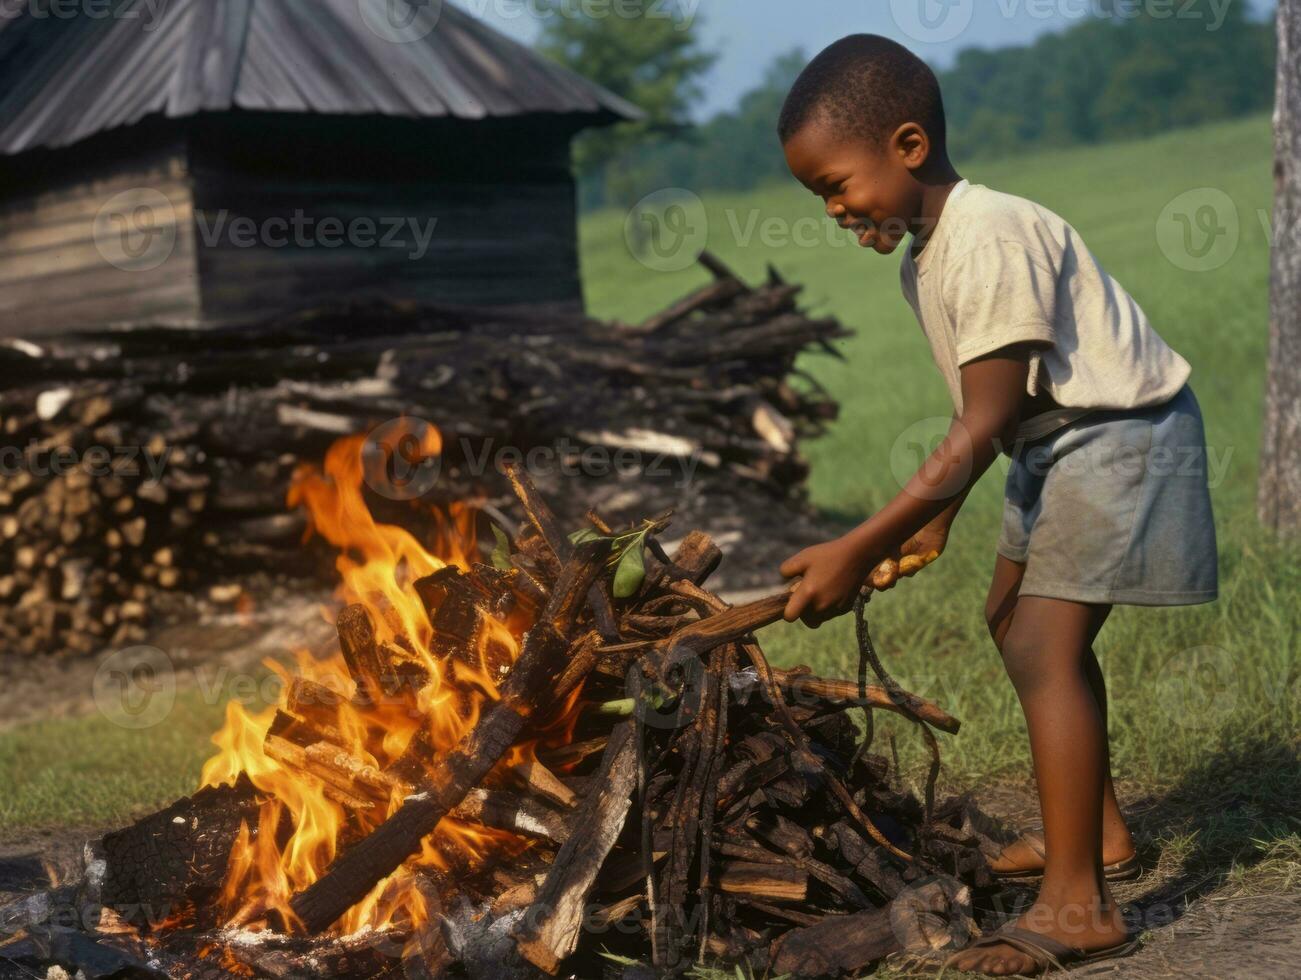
[199,422,549,935]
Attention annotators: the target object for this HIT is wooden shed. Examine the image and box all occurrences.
[0,0,639,335]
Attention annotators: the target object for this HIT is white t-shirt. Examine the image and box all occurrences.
[900,180,1191,441]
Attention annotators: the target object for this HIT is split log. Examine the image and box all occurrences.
[335,604,384,702]
[769,907,900,978]
[716,862,807,902]
[451,789,570,844]
[513,720,639,973]
[538,735,608,769]
[262,735,384,811]
[717,839,870,909]
[513,758,578,809]
[765,667,960,735]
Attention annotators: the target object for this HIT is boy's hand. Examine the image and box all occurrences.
[780,535,877,627]
[781,516,952,627]
[867,518,949,591]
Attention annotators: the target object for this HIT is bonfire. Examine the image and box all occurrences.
[3,426,994,979]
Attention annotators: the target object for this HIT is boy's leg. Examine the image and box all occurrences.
[951,595,1130,975]
[984,556,1134,874]
[1083,648,1137,864]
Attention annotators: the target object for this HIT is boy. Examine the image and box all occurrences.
[776,36,1217,976]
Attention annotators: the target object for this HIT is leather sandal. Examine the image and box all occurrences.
[942,924,1140,976]
[991,829,1141,884]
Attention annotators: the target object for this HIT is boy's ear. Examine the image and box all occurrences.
[891,122,931,172]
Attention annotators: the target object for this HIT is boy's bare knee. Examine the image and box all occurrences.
[998,622,1042,692]
[985,596,1013,649]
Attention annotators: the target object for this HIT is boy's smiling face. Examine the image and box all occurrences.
[782,115,929,255]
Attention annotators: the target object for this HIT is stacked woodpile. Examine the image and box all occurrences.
[0,255,847,656]
[0,383,213,656]
[3,467,994,979]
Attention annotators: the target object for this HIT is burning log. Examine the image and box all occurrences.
[99,778,262,930]
[513,758,578,809]
[451,789,570,845]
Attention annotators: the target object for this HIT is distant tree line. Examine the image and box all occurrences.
[552,1,1276,210]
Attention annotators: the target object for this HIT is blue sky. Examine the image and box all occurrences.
[454,0,1276,119]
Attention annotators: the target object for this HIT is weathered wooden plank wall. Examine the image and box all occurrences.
[0,136,201,335]
[0,114,588,336]
[186,115,587,323]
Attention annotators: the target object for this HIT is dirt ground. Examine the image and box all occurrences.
[0,584,338,732]
[955,786,1301,979]
[2,817,1296,979]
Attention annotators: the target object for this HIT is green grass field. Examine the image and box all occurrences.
[3,117,1297,905]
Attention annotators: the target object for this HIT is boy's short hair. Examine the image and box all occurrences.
[778,34,947,154]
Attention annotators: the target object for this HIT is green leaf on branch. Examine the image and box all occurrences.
[613,540,646,598]
[568,528,603,546]
[489,524,514,571]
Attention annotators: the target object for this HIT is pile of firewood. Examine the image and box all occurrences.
[0,384,210,656]
[0,255,847,656]
[2,466,993,979]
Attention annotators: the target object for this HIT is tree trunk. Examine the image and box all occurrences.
[1259,0,1301,533]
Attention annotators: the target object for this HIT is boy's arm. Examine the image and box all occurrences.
[782,346,1033,625]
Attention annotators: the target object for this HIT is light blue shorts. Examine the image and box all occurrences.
[998,386,1218,607]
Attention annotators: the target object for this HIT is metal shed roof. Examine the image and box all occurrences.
[0,0,642,156]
